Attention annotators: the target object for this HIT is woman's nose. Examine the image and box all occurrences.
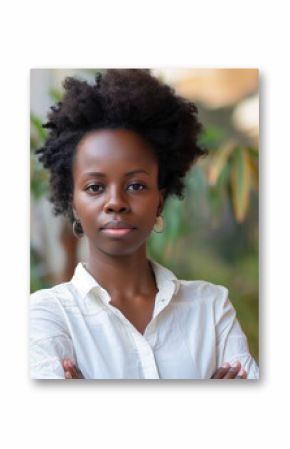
[103,187,130,213]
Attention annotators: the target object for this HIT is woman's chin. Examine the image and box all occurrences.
[92,240,146,257]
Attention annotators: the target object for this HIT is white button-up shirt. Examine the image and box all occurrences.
[30,258,259,379]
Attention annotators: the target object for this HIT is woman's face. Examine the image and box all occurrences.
[72,128,165,256]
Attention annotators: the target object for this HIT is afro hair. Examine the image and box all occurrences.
[36,69,207,222]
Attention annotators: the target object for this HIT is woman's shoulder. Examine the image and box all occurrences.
[177,277,229,307]
[30,280,77,309]
[151,258,228,295]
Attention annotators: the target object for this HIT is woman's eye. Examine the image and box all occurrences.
[86,184,103,193]
[85,183,146,194]
[128,183,146,191]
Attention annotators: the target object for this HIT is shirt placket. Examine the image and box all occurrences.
[92,278,178,379]
[127,282,177,379]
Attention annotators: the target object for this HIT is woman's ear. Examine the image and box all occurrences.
[71,203,79,221]
[69,194,78,220]
[72,208,80,221]
[158,188,166,214]
[69,194,80,221]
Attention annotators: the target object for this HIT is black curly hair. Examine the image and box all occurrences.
[36,69,207,222]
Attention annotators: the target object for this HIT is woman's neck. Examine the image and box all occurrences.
[86,246,157,301]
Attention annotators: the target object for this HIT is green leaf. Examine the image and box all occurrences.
[230,148,252,223]
[246,148,259,190]
[197,126,226,150]
[207,140,236,186]
[216,161,230,190]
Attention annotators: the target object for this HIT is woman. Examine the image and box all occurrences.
[30,69,259,379]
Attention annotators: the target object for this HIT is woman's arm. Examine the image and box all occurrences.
[61,360,247,380]
[30,291,75,379]
[214,286,259,379]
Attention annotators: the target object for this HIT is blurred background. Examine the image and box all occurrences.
[30,68,259,361]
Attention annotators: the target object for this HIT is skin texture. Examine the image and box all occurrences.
[64,127,248,380]
[72,128,165,335]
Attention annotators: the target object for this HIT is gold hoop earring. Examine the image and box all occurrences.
[153,215,164,233]
[73,220,84,238]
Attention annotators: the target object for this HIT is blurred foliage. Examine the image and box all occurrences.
[31,72,259,361]
[148,125,259,361]
[30,112,49,199]
[30,247,51,292]
[30,113,49,290]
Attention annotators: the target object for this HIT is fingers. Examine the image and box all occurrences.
[223,361,242,378]
[211,361,248,379]
[63,359,84,379]
[211,362,231,379]
[63,359,75,379]
[236,369,248,379]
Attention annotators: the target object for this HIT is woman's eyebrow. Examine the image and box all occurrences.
[84,169,150,177]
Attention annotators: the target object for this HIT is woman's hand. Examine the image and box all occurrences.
[211,361,248,379]
[63,359,84,379]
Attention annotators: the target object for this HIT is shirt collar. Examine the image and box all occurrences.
[71,257,181,305]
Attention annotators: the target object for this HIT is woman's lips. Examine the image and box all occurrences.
[101,228,135,237]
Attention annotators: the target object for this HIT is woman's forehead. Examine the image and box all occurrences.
[74,128,158,171]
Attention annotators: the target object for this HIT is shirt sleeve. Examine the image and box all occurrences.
[30,290,75,379]
[214,286,259,379]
